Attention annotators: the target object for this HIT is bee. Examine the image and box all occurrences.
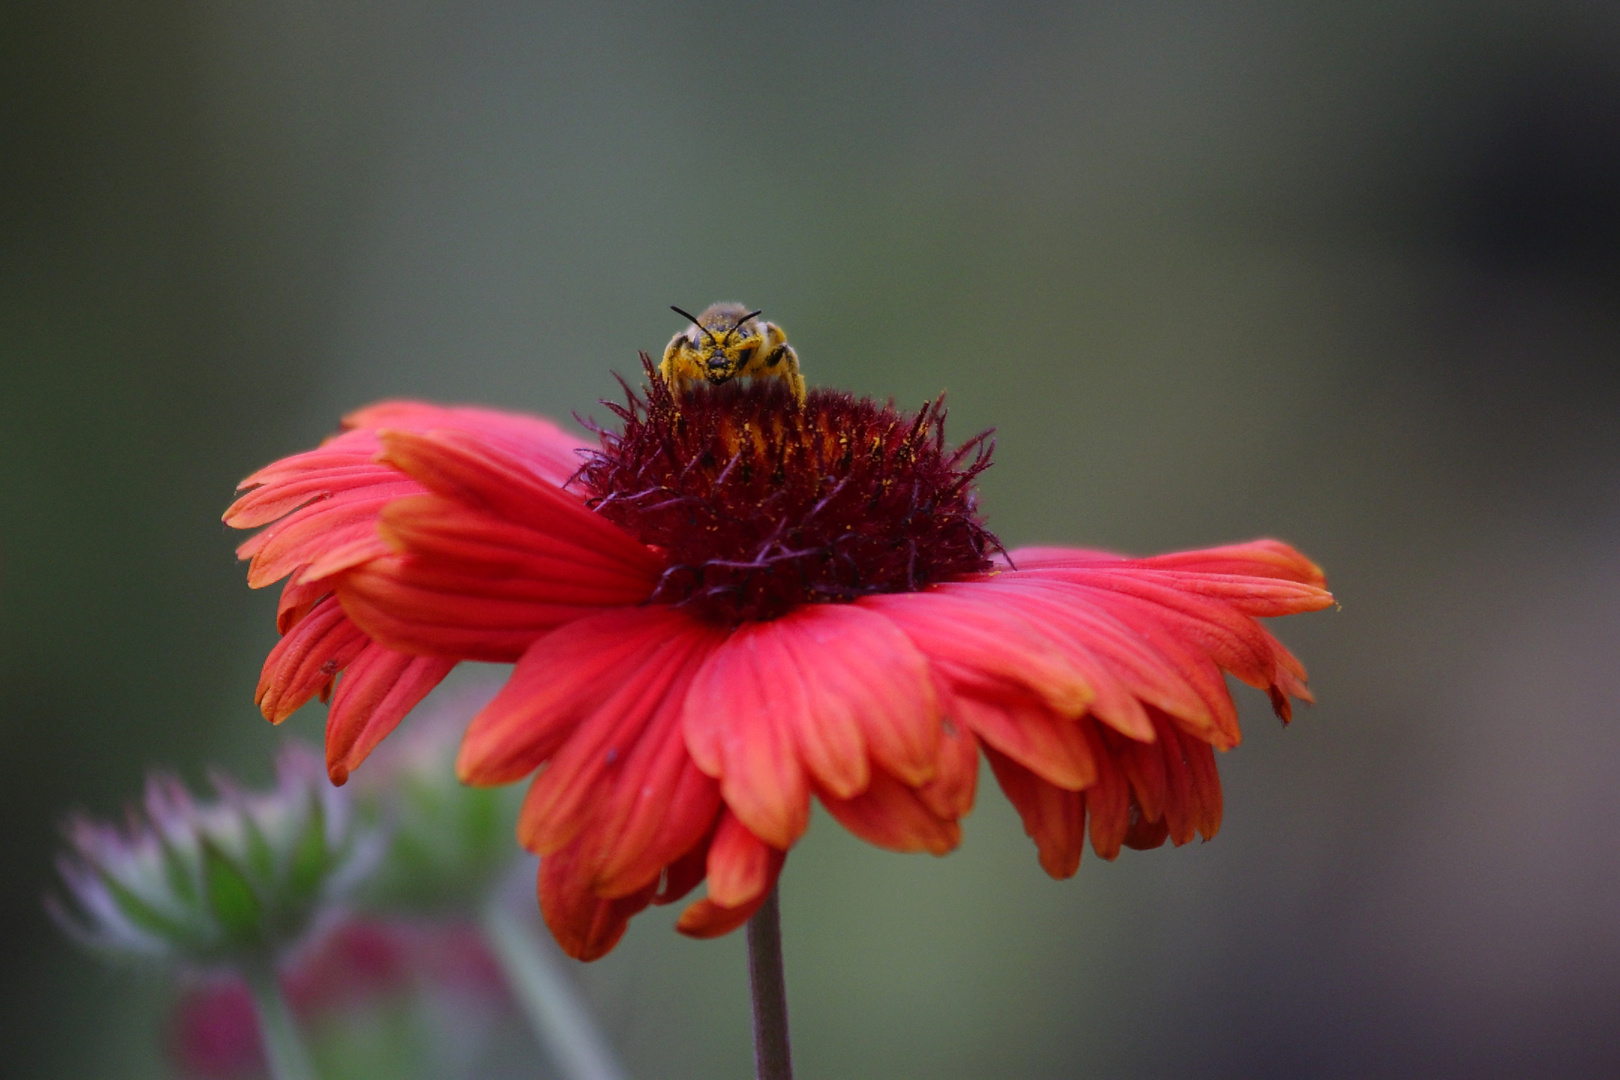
[661,302,806,402]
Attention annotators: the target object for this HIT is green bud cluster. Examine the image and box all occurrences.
[51,744,378,967]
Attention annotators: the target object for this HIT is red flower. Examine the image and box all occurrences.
[226,366,1331,960]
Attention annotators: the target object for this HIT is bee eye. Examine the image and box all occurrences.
[735,346,756,366]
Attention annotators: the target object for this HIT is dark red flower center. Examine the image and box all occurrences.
[576,357,1002,624]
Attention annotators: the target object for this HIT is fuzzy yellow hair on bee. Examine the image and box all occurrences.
[660,302,805,403]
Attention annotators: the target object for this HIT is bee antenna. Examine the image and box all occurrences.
[670,305,715,346]
[725,309,764,345]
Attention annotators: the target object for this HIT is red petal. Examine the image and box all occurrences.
[674,892,776,940]
[228,427,420,590]
[704,812,776,908]
[228,441,391,528]
[238,487,411,589]
[684,604,937,850]
[682,621,811,849]
[985,747,1086,879]
[1031,572,1284,687]
[1017,578,1240,716]
[818,767,963,855]
[376,429,652,569]
[977,576,1212,741]
[999,546,1123,568]
[457,607,708,785]
[785,605,941,788]
[1109,723,1168,824]
[1010,538,1327,588]
[653,826,716,906]
[516,621,720,858]
[275,577,332,634]
[255,597,369,723]
[331,487,661,661]
[1047,565,1333,619]
[1153,712,1224,844]
[861,586,1094,717]
[1082,720,1132,860]
[344,401,585,487]
[325,646,455,784]
[1003,542,1330,725]
[1124,809,1171,851]
[590,757,721,900]
[1136,539,1327,586]
[537,843,658,962]
[228,402,592,593]
[949,686,1096,790]
[675,815,786,941]
[916,692,980,820]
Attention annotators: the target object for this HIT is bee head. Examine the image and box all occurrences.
[671,303,765,385]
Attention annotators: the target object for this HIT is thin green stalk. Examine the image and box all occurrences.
[746,886,793,1080]
[479,891,628,1080]
[243,962,318,1080]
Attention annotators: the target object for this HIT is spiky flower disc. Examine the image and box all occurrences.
[579,357,1000,624]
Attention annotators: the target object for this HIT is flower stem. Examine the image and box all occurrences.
[244,963,318,1080]
[479,892,628,1080]
[746,885,793,1080]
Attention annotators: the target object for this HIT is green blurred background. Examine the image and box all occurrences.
[5,2,1620,1076]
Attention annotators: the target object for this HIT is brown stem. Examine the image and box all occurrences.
[746,885,793,1080]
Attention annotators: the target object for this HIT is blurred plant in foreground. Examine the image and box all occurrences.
[51,744,375,1080]
[50,691,629,1080]
[168,917,524,1080]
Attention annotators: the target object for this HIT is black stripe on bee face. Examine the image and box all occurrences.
[735,345,757,366]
